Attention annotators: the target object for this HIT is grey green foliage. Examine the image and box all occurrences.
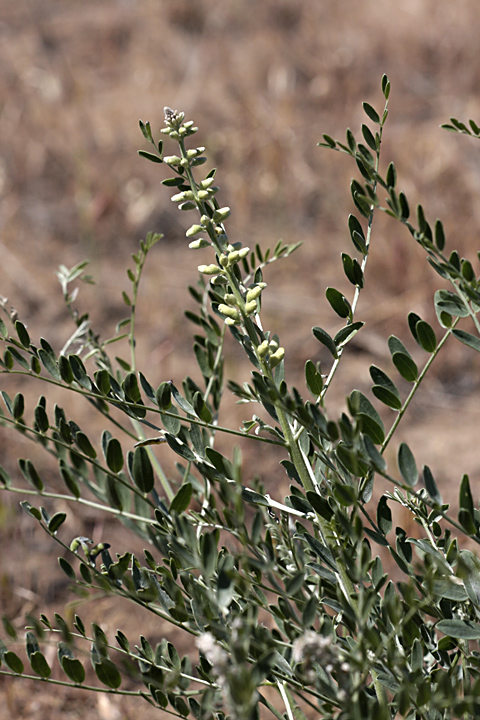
[2,79,480,719]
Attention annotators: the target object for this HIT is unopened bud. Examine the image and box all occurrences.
[246,286,263,302]
[197,190,210,200]
[224,317,238,326]
[198,264,222,275]
[171,192,186,203]
[269,340,279,352]
[224,294,237,306]
[227,251,240,265]
[244,300,257,315]
[257,341,269,358]
[269,347,285,368]
[211,275,227,285]
[219,254,229,267]
[189,238,209,249]
[163,155,181,166]
[213,207,231,222]
[200,177,215,189]
[186,224,205,237]
[238,247,250,259]
[218,304,240,320]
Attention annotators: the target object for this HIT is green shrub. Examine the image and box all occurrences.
[2,75,480,719]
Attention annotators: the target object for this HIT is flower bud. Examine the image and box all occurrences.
[246,285,263,302]
[188,238,209,249]
[180,158,189,168]
[184,121,194,129]
[224,317,238,326]
[224,293,237,306]
[219,254,229,267]
[197,190,210,200]
[163,155,181,166]
[269,347,285,368]
[257,340,269,358]
[218,304,240,320]
[269,339,279,352]
[244,300,257,315]
[186,224,205,237]
[238,247,250,259]
[70,538,80,552]
[227,251,240,265]
[211,275,227,285]
[198,264,222,275]
[171,192,186,203]
[213,207,231,222]
[200,177,215,189]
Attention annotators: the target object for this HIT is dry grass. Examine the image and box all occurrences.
[1,0,480,716]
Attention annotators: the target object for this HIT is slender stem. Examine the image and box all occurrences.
[2,484,155,524]
[451,279,480,336]
[203,322,226,402]
[0,369,286,447]
[320,109,387,403]
[381,319,458,453]
[45,529,200,634]
[378,467,480,543]
[0,412,157,509]
[277,681,295,720]
[42,627,218,690]
[128,251,146,374]
[0,670,151,697]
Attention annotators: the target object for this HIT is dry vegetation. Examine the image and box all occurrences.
[1,0,480,717]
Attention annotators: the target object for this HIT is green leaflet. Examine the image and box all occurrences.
[131,446,154,494]
[349,389,385,444]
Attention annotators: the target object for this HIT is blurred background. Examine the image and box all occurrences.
[1,0,480,717]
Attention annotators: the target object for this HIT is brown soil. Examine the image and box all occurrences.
[1,0,480,717]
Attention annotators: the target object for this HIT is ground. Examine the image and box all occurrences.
[1,0,480,717]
